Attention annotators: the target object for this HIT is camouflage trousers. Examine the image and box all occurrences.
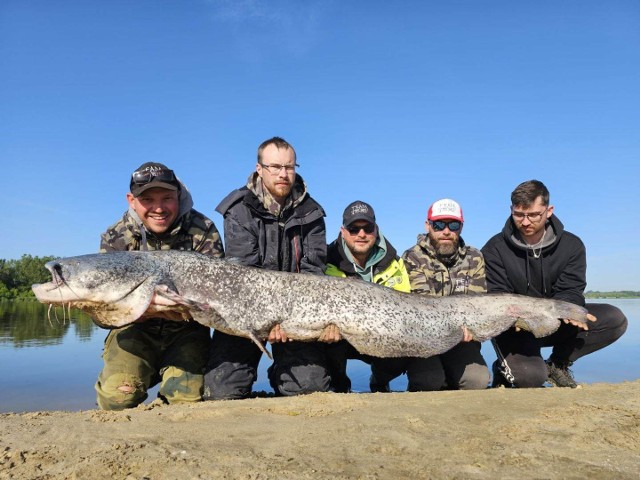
[95,319,210,410]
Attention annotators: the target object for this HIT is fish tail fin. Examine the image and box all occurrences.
[554,301,589,324]
[512,299,590,337]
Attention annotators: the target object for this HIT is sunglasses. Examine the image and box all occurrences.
[345,223,376,235]
[430,220,462,232]
[131,167,177,186]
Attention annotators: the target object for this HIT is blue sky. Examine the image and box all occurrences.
[1,0,638,291]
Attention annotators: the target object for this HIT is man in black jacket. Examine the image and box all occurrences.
[203,137,331,399]
[482,180,627,388]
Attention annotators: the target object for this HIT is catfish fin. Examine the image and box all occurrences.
[83,281,155,327]
[249,331,272,360]
[153,284,211,311]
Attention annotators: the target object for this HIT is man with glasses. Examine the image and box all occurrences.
[482,179,627,388]
[204,137,331,399]
[323,201,411,392]
[96,162,225,410]
[375,198,490,392]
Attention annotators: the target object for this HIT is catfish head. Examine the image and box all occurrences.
[32,252,186,328]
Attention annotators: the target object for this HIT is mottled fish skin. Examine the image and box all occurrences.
[32,251,590,358]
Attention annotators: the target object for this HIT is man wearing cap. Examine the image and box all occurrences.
[324,200,411,392]
[482,179,627,388]
[95,162,224,410]
[204,137,331,400]
[379,198,490,391]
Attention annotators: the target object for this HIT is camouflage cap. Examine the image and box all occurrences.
[130,162,180,197]
[343,200,376,226]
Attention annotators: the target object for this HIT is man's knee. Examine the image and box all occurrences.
[159,366,203,404]
[203,362,256,400]
[269,363,331,396]
[95,373,147,410]
[407,371,445,392]
[269,342,331,396]
[492,358,547,388]
[456,364,490,390]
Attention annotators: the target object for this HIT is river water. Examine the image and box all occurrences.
[1,298,638,413]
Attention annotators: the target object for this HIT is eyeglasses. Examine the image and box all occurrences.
[430,220,462,232]
[345,223,376,235]
[511,207,548,222]
[260,163,299,175]
[131,167,177,185]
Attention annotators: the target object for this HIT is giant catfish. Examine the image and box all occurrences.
[32,251,591,359]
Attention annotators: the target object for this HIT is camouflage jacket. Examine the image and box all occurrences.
[100,208,224,256]
[101,179,223,256]
[401,234,486,297]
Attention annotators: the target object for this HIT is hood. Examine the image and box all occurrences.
[327,231,398,276]
[501,214,563,254]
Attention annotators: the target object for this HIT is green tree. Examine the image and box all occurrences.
[0,254,57,299]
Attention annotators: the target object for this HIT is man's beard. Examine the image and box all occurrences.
[429,233,458,257]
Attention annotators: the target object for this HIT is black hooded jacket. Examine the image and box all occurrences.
[481,214,586,306]
[215,181,326,274]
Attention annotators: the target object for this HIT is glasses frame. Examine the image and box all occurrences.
[511,207,548,223]
[429,220,462,232]
[260,163,300,175]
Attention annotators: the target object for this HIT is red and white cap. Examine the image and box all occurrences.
[427,198,464,222]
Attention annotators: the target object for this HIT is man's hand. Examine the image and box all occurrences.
[562,313,597,331]
[461,326,473,342]
[318,324,342,343]
[267,324,290,344]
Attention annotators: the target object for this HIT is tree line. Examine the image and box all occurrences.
[585,291,640,299]
[0,255,57,300]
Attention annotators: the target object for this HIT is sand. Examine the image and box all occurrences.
[1,380,639,480]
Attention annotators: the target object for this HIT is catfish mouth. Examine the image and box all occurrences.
[38,262,67,294]
[32,261,74,303]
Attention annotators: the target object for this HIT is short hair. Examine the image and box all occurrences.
[257,137,296,163]
[511,180,550,207]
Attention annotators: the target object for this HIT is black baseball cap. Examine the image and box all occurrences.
[342,201,376,226]
[129,162,180,197]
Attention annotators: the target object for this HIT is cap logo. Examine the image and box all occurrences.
[435,202,458,215]
[351,203,369,216]
[144,165,166,178]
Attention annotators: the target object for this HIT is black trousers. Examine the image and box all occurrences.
[492,302,628,388]
[203,331,331,399]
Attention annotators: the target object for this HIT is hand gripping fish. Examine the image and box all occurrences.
[32,251,591,359]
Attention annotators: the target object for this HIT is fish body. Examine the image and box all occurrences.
[32,251,590,358]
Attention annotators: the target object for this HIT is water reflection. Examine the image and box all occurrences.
[0,300,95,347]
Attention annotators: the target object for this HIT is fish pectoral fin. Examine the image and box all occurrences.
[153,284,211,312]
[88,286,155,327]
[249,331,272,360]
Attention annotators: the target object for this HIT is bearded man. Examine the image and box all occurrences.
[395,198,490,390]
